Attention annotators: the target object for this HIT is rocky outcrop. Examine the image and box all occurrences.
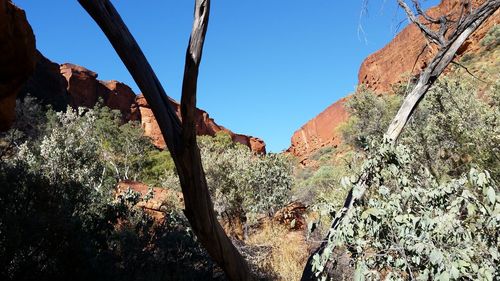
[58,64,136,119]
[60,63,101,108]
[19,55,266,153]
[289,0,498,162]
[135,94,266,153]
[288,97,349,163]
[358,0,499,93]
[116,181,183,221]
[0,0,35,131]
[21,51,68,110]
[100,80,137,120]
[273,201,307,230]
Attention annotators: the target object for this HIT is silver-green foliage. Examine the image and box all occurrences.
[18,107,105,190]
[342,78,499,181]
[165,132,294,219]
[16,104,152,191]
[201,133,293,218]
[480,24,500,49]
[312,77,499,280]
[310,141,498,280]
[334,142,499,281]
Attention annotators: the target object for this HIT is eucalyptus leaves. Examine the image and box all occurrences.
[312,141,498,280]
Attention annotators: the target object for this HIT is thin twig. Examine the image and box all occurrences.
[451,60,488,83]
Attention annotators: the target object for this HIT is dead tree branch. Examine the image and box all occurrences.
[77,1,254,280]
[301,1,499,280]
[387,0,499,141]
[397,0,445,45]
[451,61,488,83]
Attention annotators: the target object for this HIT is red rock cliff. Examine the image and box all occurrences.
[1,1,265,152]
[359,0,499,93]
[19,58,265,153]
[135,94,266,153]
[288,97,349,164]
[289,0,498,161]
[0,0,35,131]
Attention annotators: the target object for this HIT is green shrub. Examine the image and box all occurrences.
[159,132,293,221]
[310,146,335,162]
[198,132,294,219]
[342,78,499,182]
[480,25,500,49]
[320,142,499,281]
[312,76,500,280]
[141,150,176,187]
[340,88,402,150]
[0,99,217,281]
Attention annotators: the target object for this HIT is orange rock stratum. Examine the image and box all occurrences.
[288,0,498,162]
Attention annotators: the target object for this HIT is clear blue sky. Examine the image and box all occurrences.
[16,0,438,152]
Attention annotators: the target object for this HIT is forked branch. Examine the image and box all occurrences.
[77,1,254,280]
[387,0,499,141]
[397,0,445,45]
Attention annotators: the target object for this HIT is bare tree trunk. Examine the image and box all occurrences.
[77,1,254,280]
[301,1,499,280]
[387,0,500,141]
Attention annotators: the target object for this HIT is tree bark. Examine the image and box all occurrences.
[386,0,500,141]
[301,1,499,280]
[77,1,254,280]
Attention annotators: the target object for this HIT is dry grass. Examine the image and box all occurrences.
[246,221,309,281]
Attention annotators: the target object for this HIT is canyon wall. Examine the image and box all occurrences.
[19,55,266,153]
[288,97,349,164]
[289,0,498,162]
[358,0,499,92]
[0,0,35,131]
[1,1,265,153]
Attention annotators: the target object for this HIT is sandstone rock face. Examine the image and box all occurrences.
[135,94,266,153]
[3,0,265,151]
[134,94,165,148]
[21,51,68,110]
[60,63,104,108]
[100,80,137,120]
[358,0,499,93]
[21,58,266,153]
[289,0,498,162]
[0,0,35,131]
[288,97,349,163]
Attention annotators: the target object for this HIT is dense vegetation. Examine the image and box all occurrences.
[0,98,293,280]
[305,75,499,280]
[1,38,498,280]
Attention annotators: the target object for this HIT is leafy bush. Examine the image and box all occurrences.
[480,25,500,49]
[0,98,217,281]
[310,146,336,162]
[340,88,402,150]
[312,76,499,280]
[321,142,499,281]
[158,131,293,228]
[341,78,499,181]
[198,132,294,220]
[0,96,46,159]
[0,160,215,281]
[141,150,176,187]
[14,102,158,191]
